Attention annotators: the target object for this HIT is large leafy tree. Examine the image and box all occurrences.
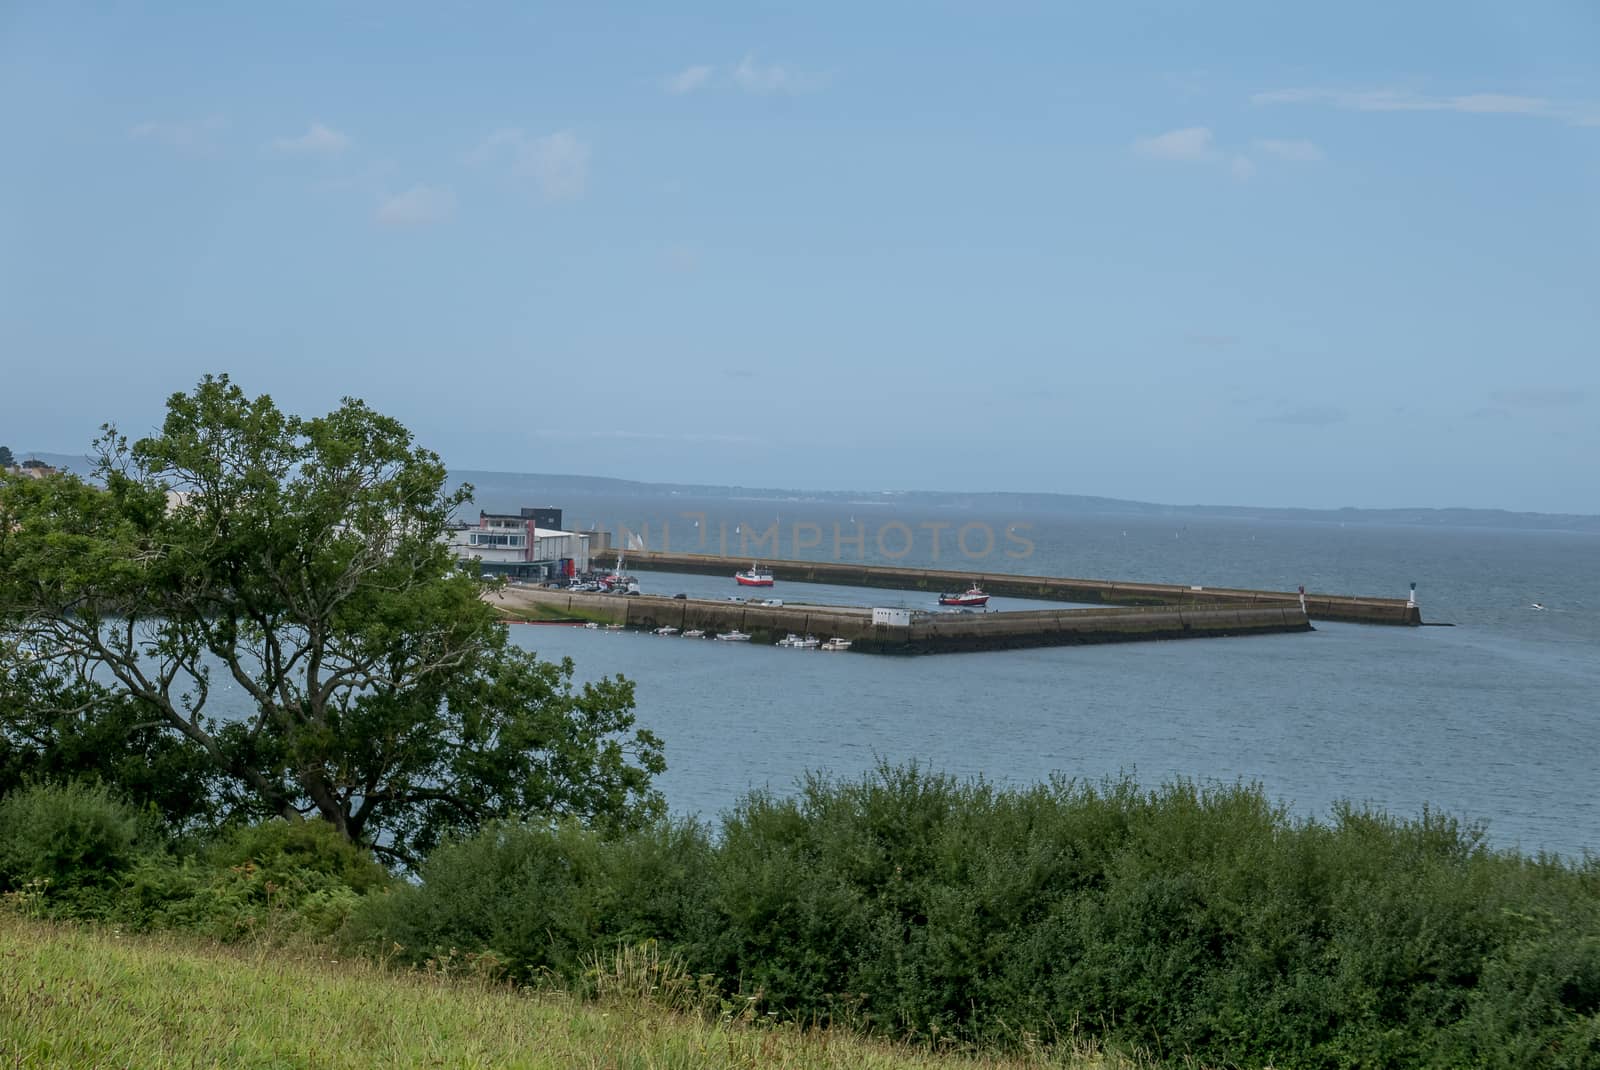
[0,374,664,865]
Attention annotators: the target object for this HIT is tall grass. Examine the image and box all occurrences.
[0,914,1137,1069]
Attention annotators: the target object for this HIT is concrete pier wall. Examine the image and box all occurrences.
[615,550,1421,626]
[490,589,1312,654]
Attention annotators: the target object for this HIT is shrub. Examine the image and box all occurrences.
[0,781,153,916]
[346,817,716,983]
[205,819,390,896]
[344,765,1600,1069]
[117,819,390,943]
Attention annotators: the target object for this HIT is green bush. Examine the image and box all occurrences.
[205,819,390,896]
[119,819,390,943]
[0,781,153,914]
[351,764,1600,1069]
[347,817,716,982]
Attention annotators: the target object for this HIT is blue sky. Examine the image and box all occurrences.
[2,2,1597,512]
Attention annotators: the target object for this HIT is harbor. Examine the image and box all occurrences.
[489,586,1312,654]
[459,506,1425,652]
[608,549,1424,626]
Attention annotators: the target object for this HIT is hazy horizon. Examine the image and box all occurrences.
[3,4,1595,513]
[16,447,1597,523]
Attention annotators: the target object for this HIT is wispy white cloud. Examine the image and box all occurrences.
[664,64,714,94]
[1134,127,1259,181]
[375,185,455,227]
[732,54,828,95]
[1133,126,1217,162]
[128,116,227,154]
[1136,127,1324,179]
[1253,87,1600,126]
[1255,138,1324,162]
[469,128,590,200]
[660,56,828,96]
[270,122,350,156]
[523,130,589,199]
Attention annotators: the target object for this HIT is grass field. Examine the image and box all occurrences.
[0,914,1145,1070]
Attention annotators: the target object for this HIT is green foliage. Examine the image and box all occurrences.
[347,817,717,981]
[0,781,153,915]
[0,375,665,864]
[0,445,13,468]
[0,651,225,834]
[356,765,1600,1069]
[203,818,391,894]
[116,820,390,944]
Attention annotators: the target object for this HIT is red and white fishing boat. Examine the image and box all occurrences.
[938,584,989,608]
[735,563,775,587]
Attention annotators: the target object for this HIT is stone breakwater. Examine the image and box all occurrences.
[489,588,1313,655]
[614,550,1423,626]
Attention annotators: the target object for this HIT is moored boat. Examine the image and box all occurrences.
[654,626,679,636]
[602,552,640,593]
[938,585,989,608]
[714,629,752,642]
[735,563,775,587]
[777,633,820,648]
[682,629,706,639]
[819,637,852,652]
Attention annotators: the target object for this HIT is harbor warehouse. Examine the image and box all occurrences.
[447,507,591,580]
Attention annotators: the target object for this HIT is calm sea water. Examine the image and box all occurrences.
[505,495,1599,858]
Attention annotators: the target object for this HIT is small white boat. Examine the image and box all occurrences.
[682,629,706,639]
[819,637,852,652]
[604,623,624,631]
[654,626,679,636]
[583,622,600,630]
[714,630,752,642]
[778,633,820,649]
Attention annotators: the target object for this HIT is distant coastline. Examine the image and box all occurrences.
[452,467,1600,535]
[20,450,1596,534]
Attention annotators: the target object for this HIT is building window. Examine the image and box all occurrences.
[469,532,526,548]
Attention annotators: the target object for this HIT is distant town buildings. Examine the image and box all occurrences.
[0,459,60,479]
[446,507,595,581]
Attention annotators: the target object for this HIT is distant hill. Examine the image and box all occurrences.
[8,450,94,474]
[452,469,1600,534]
[17,452,1595,533]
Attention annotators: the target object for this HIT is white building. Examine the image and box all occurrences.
[447,507,590,580]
